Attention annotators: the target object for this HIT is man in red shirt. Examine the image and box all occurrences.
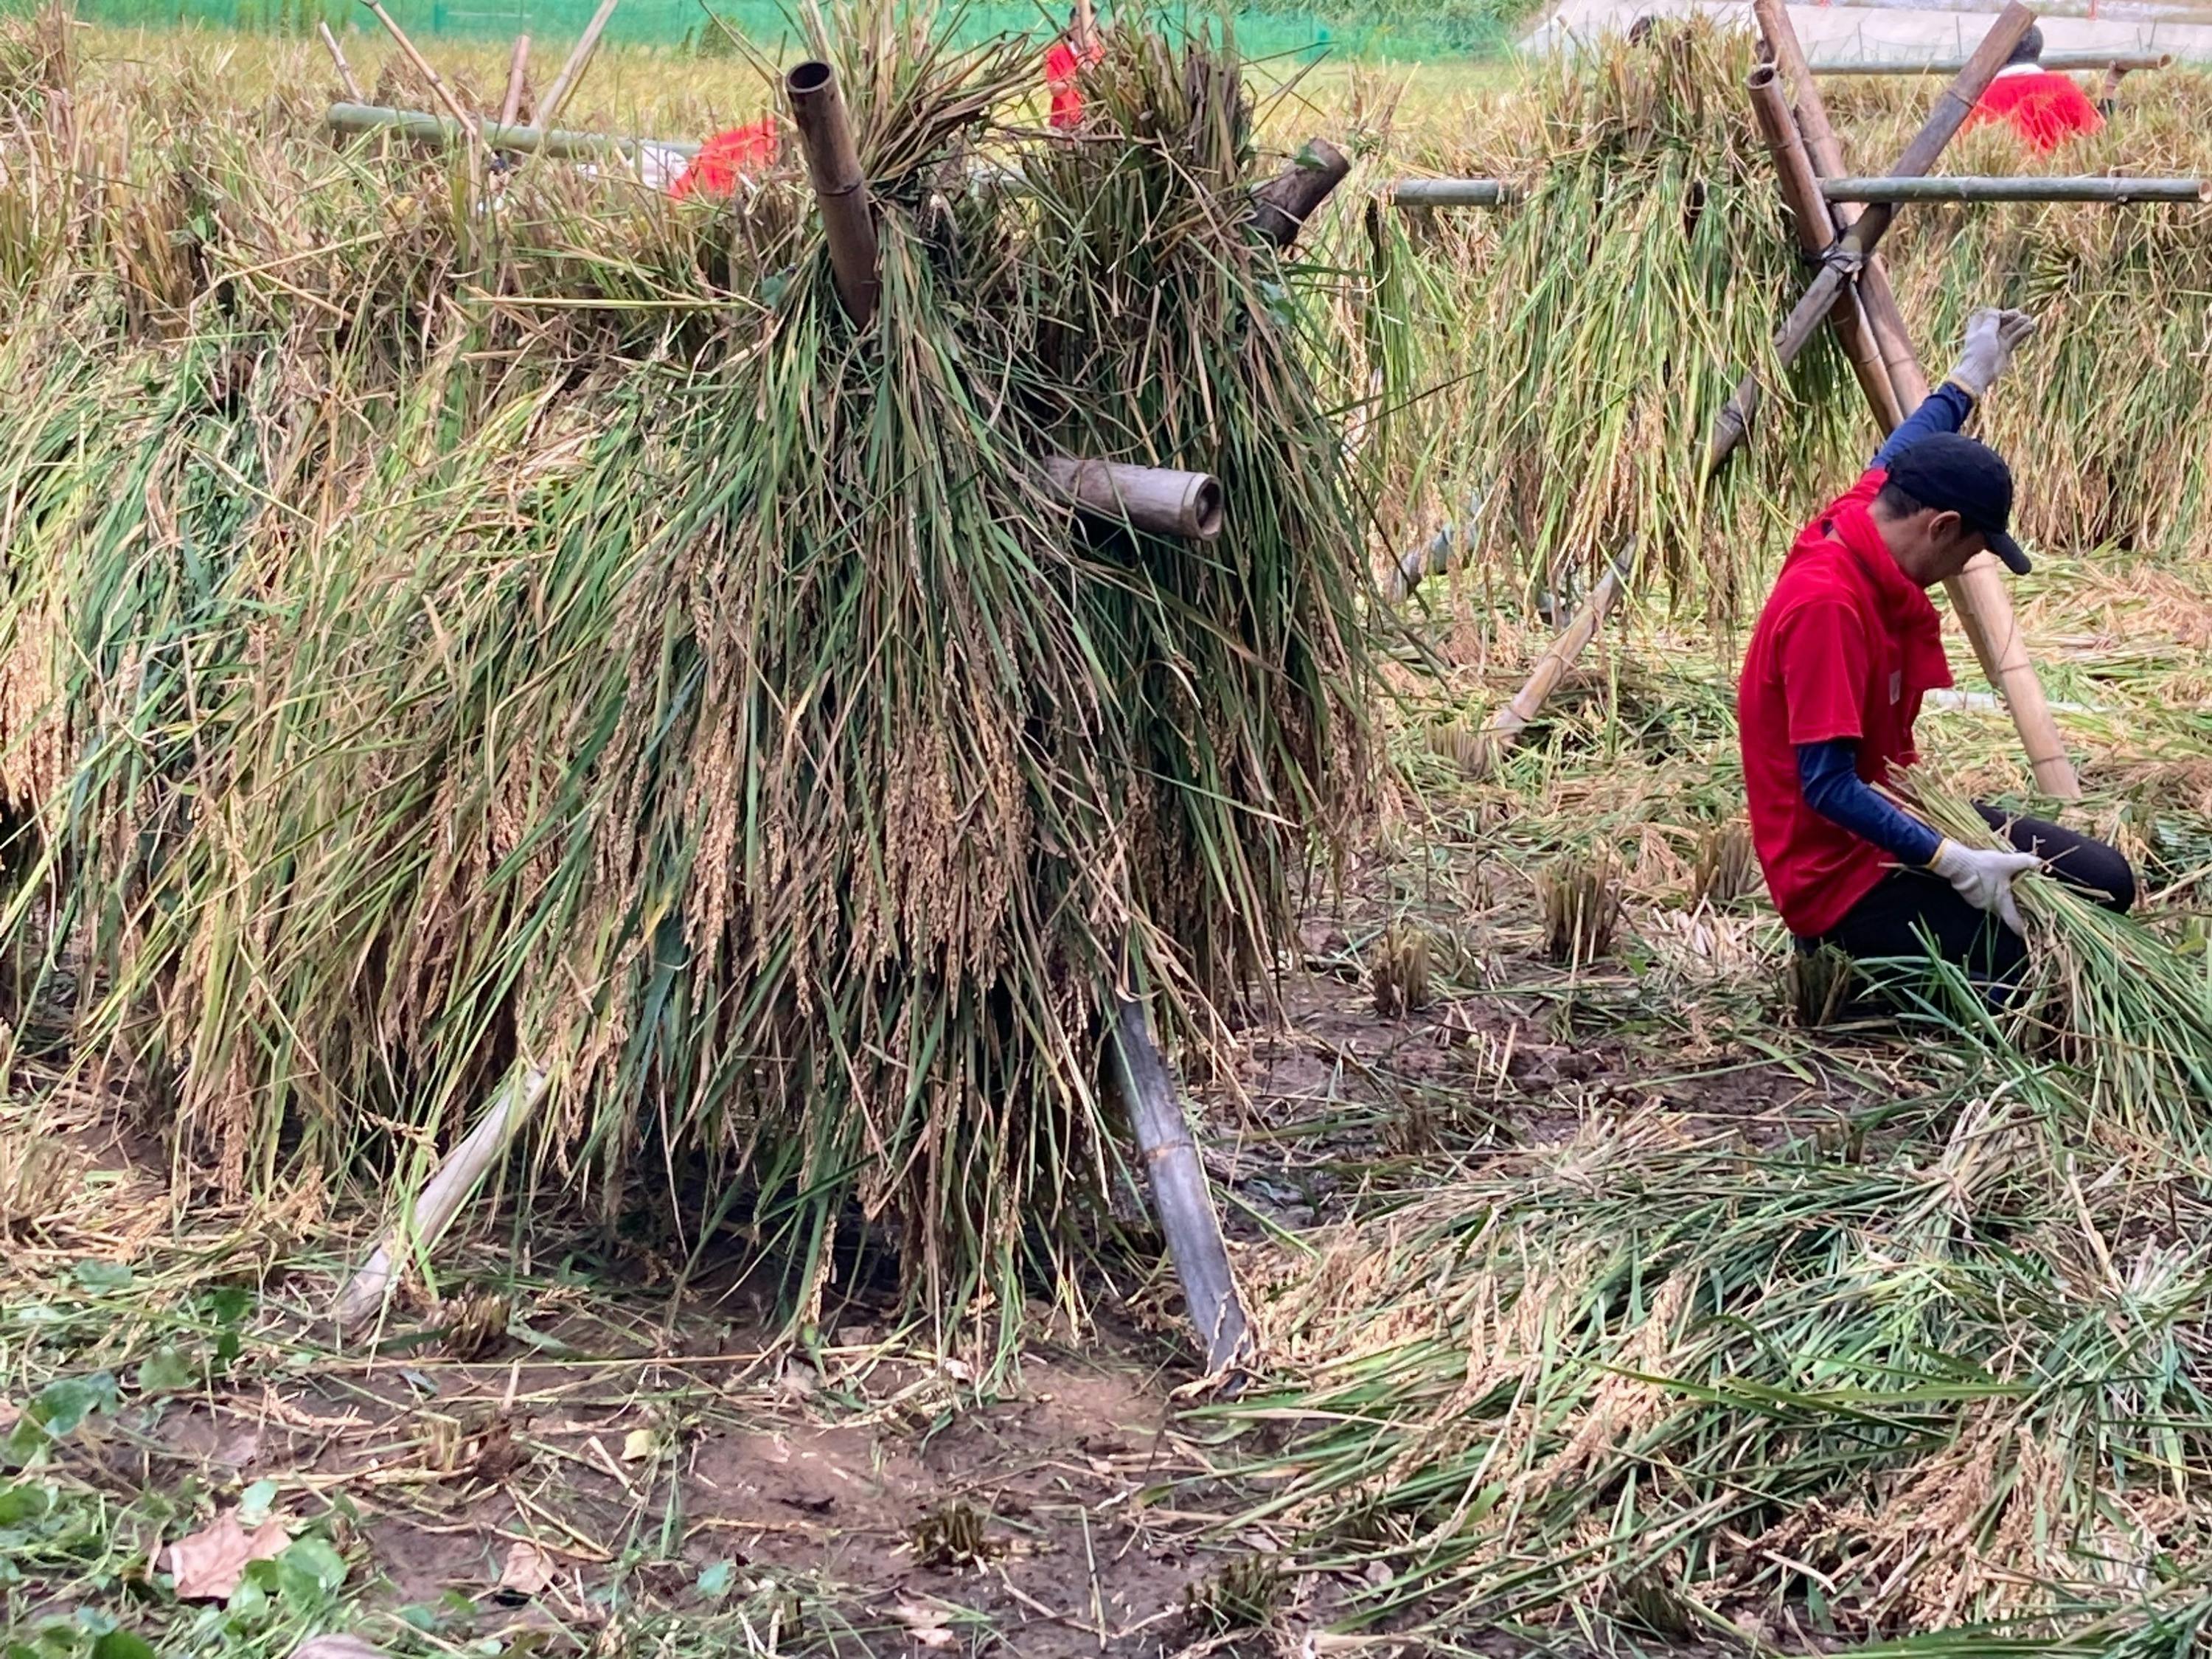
[1046,10,1103,131]
[1966,25,2105,154]
[1739,307,2134,991]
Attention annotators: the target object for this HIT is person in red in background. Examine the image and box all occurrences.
[1045,10,1103,131]
[1737,306,2136,1001]
[669,116,779,200]
[1966,25,2104,154]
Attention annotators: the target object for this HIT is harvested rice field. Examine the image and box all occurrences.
[4,6,2212,1656]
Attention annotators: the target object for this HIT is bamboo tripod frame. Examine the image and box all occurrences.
[1480,3,2081,801]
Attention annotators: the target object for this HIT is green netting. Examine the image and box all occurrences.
[52,0,1517,60]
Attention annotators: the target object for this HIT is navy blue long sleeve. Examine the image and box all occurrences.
[1871,382,1976,473]
[1797,740,1942,866]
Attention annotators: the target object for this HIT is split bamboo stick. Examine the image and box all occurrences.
[1468,540,1638,768]
[786,60,880,329]
[1760,0,2079,799]
[316,21,365,102]
[1109,997,1248,1376]
[537,0,620,130]
[498,35,532,128]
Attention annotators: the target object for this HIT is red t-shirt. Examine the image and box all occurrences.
[1967,69,2104,154]
[669,119,779,200]
[1737,469,1954,936]
[1045,38,1100,130]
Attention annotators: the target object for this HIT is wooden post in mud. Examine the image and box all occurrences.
[1109,996,1250,1377]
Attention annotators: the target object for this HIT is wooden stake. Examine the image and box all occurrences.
[1109,996,1249,1376]
[538,0,620,131]
[499,34,532,128]
[1757,0,2079,799]
[333,1068,549,1329]
[316,20,366,103]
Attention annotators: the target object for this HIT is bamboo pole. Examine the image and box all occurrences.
[1822,175,2208,204]
[538,0,620,130]
[1252,139,1352,248]
[1464,540,1638,773]
[1043,458,1224,540]
[316,21,366,102]
[1109,997,1248,1376]
[498,35,532,128]
[326,102,699,163]
[1747,65,1904,431]
[333,1068,549,1329]
[1389,178,1514,208]
[786,60,880,329]
[1759,0,2079,799]
[1811,48,2168,74]
[1489,7,2039,773]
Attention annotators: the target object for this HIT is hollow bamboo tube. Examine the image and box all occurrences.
[1822,175,2208,204]
[333,1067,549,1329]
[1812,48,2168,74]
[1747,66,1904,431]
[1043,457,1225,540]
[1251,139,1353,247]
[538,0,619,130]
[1389,178,1514,208]
[786,60,880,330]
[316,21,366,102]
[499,35,532,128]
[326,102,700,163]
[1759,0,2079,800]
[1109,997,1248,1376]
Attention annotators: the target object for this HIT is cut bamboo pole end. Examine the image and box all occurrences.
[333,1067,550,1329]
[1388,178,1514,208]
[1821,175,2208,204]
[786,60,880,330]
[1043,457,1224,540]
[1251,139,1352,247]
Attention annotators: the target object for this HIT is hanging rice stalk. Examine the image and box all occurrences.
[0,4,1370,1356]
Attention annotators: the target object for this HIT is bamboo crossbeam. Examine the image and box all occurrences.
[1763,0,2079,799]
[325,102,700,162]
[1822,174,2208,204]
[1390,178,1514,207]
[1811,48,2168,75]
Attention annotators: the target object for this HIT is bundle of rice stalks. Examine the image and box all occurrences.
[1913,781,2212,1146]
[1370,919,1434,1015]
[1209,1096,2212,1644]
[1688,818,1757,908]
[0,5,1368,1351]
[1537,850,1622,964]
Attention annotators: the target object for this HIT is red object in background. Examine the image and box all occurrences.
[1045,37,1102,130]
[1966,69,2106,153]
[669,117,779,199]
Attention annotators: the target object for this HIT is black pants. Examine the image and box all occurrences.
[1804,805,2135,985]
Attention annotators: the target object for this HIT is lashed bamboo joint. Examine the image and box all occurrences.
[787,59,880,328]
[1043,457,1225,540]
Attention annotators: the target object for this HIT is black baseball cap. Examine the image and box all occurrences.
[1886,431,2031,575]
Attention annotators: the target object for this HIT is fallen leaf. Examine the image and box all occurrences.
[892,1601,955,1649]
[164,1512,291,1601]
[497,1540,555,1597]
[291,1639,389,1659]
[619,1426,658,1462]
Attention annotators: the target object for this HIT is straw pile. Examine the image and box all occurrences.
[1343,32,2212,619]
[0,5,1368,1336]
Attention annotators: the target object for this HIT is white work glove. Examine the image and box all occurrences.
[1927,838,2042,934]
[1944,307,2037,401]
